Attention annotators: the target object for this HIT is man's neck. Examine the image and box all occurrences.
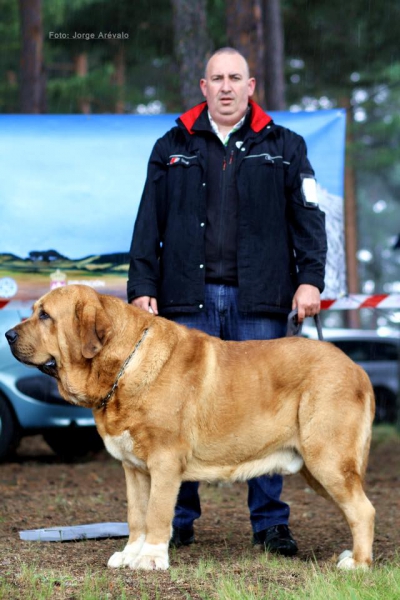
[208,109,249,144]
[213,116,246,136]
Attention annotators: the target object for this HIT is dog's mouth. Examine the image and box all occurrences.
[38,358,58,378]
[9,347,59,379]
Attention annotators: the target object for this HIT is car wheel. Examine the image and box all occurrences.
[373,387,398,424]
[0,393,20,461]
[43,427,104,461]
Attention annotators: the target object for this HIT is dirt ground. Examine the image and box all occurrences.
[0,432,399,598]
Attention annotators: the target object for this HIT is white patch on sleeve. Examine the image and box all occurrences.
[301,175,319,206]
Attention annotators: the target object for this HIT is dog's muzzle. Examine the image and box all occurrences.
[5,329,58,378]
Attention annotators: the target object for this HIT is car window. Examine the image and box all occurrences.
[373,342,399,361]
[331,340,399,362]
[331,341,370,361]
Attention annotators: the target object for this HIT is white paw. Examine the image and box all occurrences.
[132,554,169,570]
[337,550,355,569]
[128,542,169,571]
[108,551,128,568]
[107,535,145,569]
[337,549,370,571]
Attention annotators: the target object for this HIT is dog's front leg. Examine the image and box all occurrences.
[130,456,182,570]
[108,464,150,568]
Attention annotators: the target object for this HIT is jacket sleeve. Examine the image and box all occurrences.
[285,133,328,293]
[127,138,168,303]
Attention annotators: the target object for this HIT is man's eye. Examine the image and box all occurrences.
[39,310,50,320]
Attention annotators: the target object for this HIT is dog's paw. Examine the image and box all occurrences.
[337,550,354,569]
[128,542,169,570]
[107,535,145,569]
[108,551,128,568]
[133,554,169,570]
[337,550,369,570]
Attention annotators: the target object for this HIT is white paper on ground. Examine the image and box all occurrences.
[19,522,129,542]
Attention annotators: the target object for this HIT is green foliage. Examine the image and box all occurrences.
[4,0,399,117]
[0,81,18,113]
[0,0,19,73]
[47,69,117,113]
[50,0,174,61]
[206,0,227,51]
[0,0,179,113]
[49,0,177,112]
[283,0,400,102]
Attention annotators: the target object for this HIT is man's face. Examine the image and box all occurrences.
[200,52,256,127]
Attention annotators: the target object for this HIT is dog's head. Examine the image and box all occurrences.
[5,284,113,383]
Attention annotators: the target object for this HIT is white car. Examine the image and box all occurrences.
[303,327,399,424]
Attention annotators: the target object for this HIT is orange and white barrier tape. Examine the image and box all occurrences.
[321,294,400,310]
[1,294,400,311]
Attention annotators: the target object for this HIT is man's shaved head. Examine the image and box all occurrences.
[204,47,250,79]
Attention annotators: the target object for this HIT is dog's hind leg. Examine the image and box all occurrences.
[326,472,374,569]
[335,486,375,570]
[298,377,375,568]
[300,450,375,569]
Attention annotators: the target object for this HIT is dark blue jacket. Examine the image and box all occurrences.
[127,100,327,315]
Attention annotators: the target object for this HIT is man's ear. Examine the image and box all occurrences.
[77,302,112,359]
[200,78,207,98]
[248,77,256,97]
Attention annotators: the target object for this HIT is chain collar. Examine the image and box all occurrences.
[96,327,150,410]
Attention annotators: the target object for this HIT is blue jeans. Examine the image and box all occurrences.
[166,284,289,534]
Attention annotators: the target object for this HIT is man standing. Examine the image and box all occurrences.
[127,47,327,556]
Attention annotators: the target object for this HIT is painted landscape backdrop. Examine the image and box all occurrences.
[0,251,129,306]
[0,111,346,307]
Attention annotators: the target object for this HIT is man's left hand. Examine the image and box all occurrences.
[292,284,321,323]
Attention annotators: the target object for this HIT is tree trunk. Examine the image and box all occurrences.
[343,105,361,328]
[171,0,212,110]
[226,0,266,108]
[19,0,46,113]
[263,0,285,110]
[73,54,91,115]
[112,46,125,114]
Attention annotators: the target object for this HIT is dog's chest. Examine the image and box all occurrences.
[103,430,147,470]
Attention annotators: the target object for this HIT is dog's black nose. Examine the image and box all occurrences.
[5,329,18,345]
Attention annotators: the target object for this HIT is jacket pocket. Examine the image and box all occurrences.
[242,153,287,167]
[166,154,202,215]
[167,154,199,167]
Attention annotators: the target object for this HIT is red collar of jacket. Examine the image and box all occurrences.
[178,99,272,134]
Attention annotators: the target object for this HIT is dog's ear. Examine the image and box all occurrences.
[77,301,112,359]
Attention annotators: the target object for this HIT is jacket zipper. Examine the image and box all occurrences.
[222,151,234,171]
[217,149,235,279]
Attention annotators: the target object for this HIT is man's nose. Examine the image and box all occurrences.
[221,77,232,91]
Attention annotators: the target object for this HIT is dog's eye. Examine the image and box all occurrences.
[39,310,51,320]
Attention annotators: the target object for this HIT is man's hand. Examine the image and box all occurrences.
[131,296,159,315]
[292,284,320,323]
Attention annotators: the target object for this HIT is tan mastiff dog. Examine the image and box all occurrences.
[5,284,375,570]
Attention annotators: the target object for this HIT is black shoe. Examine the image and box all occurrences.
[252,524,298,556]
[170,527,195,548]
